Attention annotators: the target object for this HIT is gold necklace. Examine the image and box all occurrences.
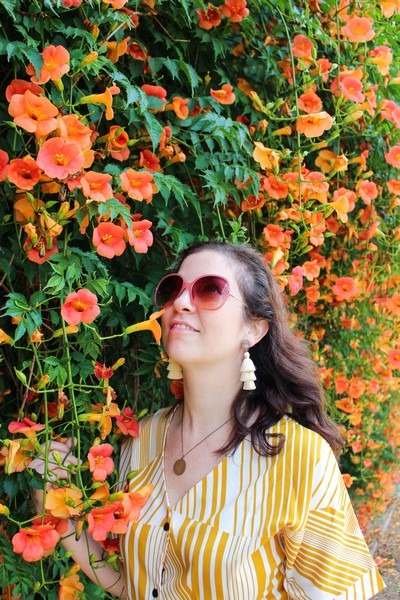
[173,410,233,476]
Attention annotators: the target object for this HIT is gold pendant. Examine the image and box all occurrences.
[173,458,186,475]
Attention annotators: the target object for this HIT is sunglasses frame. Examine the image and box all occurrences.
[154,273,247,310]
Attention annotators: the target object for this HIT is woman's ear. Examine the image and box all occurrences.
[247,319,269,347]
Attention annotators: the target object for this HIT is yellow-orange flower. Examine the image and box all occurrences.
[79,85,120,121]
[166,96,190,119]
[45,485,83,519]
[253,142,280,171]
[315,149,348,174]
[58,114,92,151]
[106,37,129,63]
[296,112,334,138]
[369,45,393,76]
[125,310,164,345]
[59,565,85,600]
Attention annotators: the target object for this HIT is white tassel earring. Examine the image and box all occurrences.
[240,340,256,390]
[167,359,183,380]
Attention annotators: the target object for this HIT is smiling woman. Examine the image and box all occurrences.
[112,240,385,599]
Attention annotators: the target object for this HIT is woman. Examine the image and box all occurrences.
[33,241,385,599]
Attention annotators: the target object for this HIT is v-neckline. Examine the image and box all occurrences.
[161,405,230,511]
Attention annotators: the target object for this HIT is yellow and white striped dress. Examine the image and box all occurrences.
[120,408,385,599]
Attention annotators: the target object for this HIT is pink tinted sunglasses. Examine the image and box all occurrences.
[154,273,247,310]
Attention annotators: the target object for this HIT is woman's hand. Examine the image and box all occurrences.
[29,438,80,482]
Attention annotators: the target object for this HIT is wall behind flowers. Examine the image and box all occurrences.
[0,0,398,597]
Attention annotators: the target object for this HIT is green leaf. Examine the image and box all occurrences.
[142,111,163,151]
[178,59,201,94]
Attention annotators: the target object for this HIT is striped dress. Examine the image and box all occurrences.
[120,408,385,599]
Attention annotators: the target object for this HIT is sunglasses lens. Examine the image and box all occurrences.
[155,275,183,307]
[193,276,229,309]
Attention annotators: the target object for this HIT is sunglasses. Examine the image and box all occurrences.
[154,273,247,311]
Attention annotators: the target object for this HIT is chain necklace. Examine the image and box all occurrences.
[173,410,233,476]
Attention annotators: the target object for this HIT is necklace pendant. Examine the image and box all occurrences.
[173,457,186,476]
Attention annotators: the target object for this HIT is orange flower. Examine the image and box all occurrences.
[8,417,45,437]
[222,0,249,22]
[79,85,120,121]
[26,45,70,84]
[12,524,59,562]
[342,474,354,488]
[92,222,127,258]
[387,179,400,195]
[120,169,155,202]
[166,96,189,119]
[339,75,364,103]
[335,397,355,413]
[126,219,154,253]
[311,58,332,82]
[210,84,236,105]
[8,90,58,137]
[348,377,366,399]
[81,171,113,203]
[106,37,129,63]
[88,443,114,482]
[80,402,120,440]
[302,260,320,281]
[240,193,266,212]
[341,16,375,43]
[296,112,333,138]
[387,293,400,316]
[288,266,303,296]
[141,84,167,102]
[304,284,320,302]
[61,288,100,326]
[59,565,84,600]
[332,277,358,301]
[0,149,9,182]
[103,0,129,8]
[115,407,139,437]
[253,142,280,171]
[197,5,222,29]
[356,179,378,204]
[1,439,34,474]
[332,187,356,211]
[127,42,148,62]
[291,34,314,67]
[369,45,393,76]
[58,114,92,151]
[104,125,130,161]
[315,149,348,174]
[261,174,288,200]
[45,485,83,519]
[36,138,84,180]
[87,505,116,542]
[139,149,161,172]
[0,328,13,345]
[125,310,164,345]
[388,348,400,369]
[379,0,400,18]
[263,224,285,247]
[298,89,322,113]
[385,145,400,168]
[7,156,41,191]
[5,79,44,102]
[24,234,58,264]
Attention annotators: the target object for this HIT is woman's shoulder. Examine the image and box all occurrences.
[268,415,335,465]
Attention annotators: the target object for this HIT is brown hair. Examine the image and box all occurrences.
[174,241,343,457]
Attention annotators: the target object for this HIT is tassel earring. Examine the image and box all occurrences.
[240,340,256,390]
[167,359,183,380]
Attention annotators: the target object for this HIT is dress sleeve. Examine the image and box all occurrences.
[281,440,386,599]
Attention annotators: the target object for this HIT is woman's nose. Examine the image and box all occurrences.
[172,287,195,312]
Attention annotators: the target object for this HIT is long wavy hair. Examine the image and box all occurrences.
[173,240,343,457]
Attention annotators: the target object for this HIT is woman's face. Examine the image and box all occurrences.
[161,250,250,369]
